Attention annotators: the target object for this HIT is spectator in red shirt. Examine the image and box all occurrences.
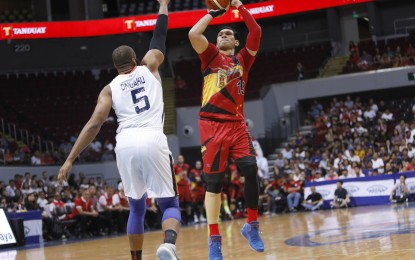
[97,186,120,235]
[175,75,187,90]
[41,151,55,165]
[50,192,67,220]
[177,170,192,225]
[14,174,22,190]
[264,176,287,214]
[190,161,206,223]
[174,155,190,176]
[403,157,415,172]
[285,175,302,212]
[112,184,130,232]
[67,189,99,237]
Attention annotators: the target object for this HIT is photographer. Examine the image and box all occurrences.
[330,180,350,208]
[390,174,410,203]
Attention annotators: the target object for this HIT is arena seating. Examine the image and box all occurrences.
[0,70,117,143]
[119,0,268,16]
[0,0,269,23]
[174,42,332,106]
[268,94,415,182]
[0,9,33,23]
[342,33,415,74]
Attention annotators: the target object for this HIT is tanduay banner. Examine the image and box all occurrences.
[0,0,373,40]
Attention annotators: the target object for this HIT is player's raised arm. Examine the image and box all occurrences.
[141,0,169,76]
[188,9,226,54]
[232,0,262,56]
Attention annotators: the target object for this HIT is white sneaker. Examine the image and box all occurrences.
[199,215,207,222]
[193,215,199,223]
[156,243,179,260]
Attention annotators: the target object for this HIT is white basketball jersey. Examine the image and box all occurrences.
[109,66,164,133]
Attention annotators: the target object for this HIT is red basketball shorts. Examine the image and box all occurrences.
[198,119,256,174]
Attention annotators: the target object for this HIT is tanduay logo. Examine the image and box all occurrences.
[124,19,157,30]
[367,185,388,194]
[231,4,274,19]
[24,226,30,236]
[407,182,415,192]
[344,185,359,194]
[2,25,47,38]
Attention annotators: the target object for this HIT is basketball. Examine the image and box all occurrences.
[205,0,230,10]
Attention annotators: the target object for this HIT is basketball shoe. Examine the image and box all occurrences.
[156,243,179,260]
[208,235,223,260]
[240,221,265,252]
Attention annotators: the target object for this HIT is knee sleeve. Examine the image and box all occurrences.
[157,197,181,223]
[203,172,224,194]
[127,194,147,234]
[239,164,259,209]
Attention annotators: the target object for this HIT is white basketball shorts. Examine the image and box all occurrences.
[114,128,177,199]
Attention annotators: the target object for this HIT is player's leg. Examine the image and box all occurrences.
[155,196,181,260]
[127,194,147,260]
[198,119,229,260]
[235,157,265,252]
[231,121,264,252]
[142,132,181,259]
[114,130,149,260]
[204,173,225,260]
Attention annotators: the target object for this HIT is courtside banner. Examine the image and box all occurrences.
[304,173,410,208]
[0,0,373,40]
[402,171,415,195]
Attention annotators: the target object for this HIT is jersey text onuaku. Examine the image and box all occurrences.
[109,66,164,133]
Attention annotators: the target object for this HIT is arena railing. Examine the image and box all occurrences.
[394,16,415,35]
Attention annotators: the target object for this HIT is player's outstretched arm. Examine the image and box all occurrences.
[58,86,112,185]
[232,0,262,56]
[141,0,169,78]
[188,9,226,54]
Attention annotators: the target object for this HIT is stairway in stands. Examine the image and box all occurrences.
[162,78,176,135]
[266,125,313,174]
[319,56,349,78]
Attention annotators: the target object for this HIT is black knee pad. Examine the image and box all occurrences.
[237,162,259,209]
[239,164,258,180]
[235,157,257,177]
[203,172,224,194]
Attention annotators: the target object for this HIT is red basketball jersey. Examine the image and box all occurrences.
[198,43,255,121]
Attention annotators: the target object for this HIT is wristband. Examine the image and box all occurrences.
[208,9,226,18]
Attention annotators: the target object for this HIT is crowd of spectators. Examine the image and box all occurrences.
[262,95,415,214]
[3,94,415,239]
[345,40,415,73]
[0,171,135,240]
[0,135,115,166]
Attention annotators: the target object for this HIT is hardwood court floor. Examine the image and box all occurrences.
[6,203,415,259]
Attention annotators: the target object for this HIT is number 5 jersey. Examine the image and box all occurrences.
[109,66,165,133]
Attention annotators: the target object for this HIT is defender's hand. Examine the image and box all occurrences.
[58,161,72,186]
[157,0,170,5]
[231,0,243,8]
